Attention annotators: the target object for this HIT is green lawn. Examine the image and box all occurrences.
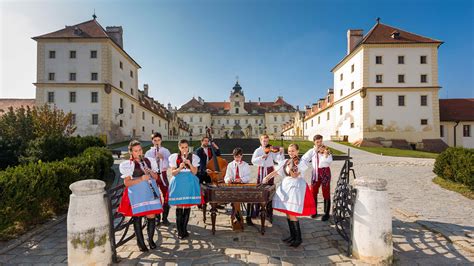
[433,176,474,200]
[107,140,130,149]
[337,141,438,159]
[269,140,344,155]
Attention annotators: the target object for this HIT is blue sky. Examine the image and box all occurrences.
[1,0,473,107]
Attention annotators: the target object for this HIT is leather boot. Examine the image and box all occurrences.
[176,208,184,239]
[289,221,302,247]
[311,197,318,218]
[133,217,148,252]
[182,208,191,238]
[162,204,171,226]
[146,218,157,249]
[281,219,294,243]
[322,199,331,222]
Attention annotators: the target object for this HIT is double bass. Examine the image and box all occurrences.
[205,127,228,184]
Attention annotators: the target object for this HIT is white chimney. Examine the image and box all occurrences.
[347,29,364,54]
[143,84,149,96]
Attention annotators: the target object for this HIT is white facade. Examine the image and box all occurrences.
[440,121,474,148]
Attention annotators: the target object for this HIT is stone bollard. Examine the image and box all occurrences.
[67,179,112,265]
[352,177,393,264]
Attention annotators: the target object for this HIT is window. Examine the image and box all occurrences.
[420,56,427,64]
[340,89,343,96]
[91,73,98,81]
[311,120,314,127]
[49,50,56,58]
[91,92,98,103]
[152,116,154,124]
[69,73,76,81]
[273,127,277,133]
[159,120,161,127]
[235,108,239,114]
[226,119,229,125]
[398,56,404,64]
[70,114,76,125]
[120,98,123,108]
[142,126,145,132]
[351,81,354,90]
[190,116,193,122]
[48,72,55,81]
[235,119,240,125]
[421,119,428,125]
[92,114,98,125]
[350,123,354,128]
[218,119,221,125]
[350,101,354,111]
[119,120,123,127]
[199,117,202,122]
[130,70,134,78]
[376,119,383,125]
[274,116,277,122]
[340,73,343,81]
[421,95,428,106]
[119,61,123,69]
[90,50,97,58]
[376,95,383,106]
[398,95,405,106]
[327,96,330,103]
[199,128,203,134]
[375,56,382,64]
[398,74,405,83]
[47,91,54,103]
[327,112,330,120]
[130,88,134,95]
[351,64,354,73]
[339,106,343,115]
[463,125,471,137]
[120,81,123,89]
[376,74,383,83]
[318,116,320,124]
[142,112,145,120]
[131,104,134,113]
[69,91,76,103]
[420,74,427,83]
[70,50,76,59]
[440,125,444,137]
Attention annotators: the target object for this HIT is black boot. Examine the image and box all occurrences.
[176,208,184,239]
[156,214,161,226]
[311,197,318,218]
[281,219,294,243]
[266,202,273,224]
[162,204,171,226]
[133,217,148,252]
[182,208,191,238]
[322,199,331,222]
[146,218,157,249]
[289,221,302,247]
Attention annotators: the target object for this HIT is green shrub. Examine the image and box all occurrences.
[0,147,113,240]
[433,147,474,190]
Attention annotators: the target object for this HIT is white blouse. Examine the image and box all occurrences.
[301,148,333,169]
[144,146,171,171]
[276,159,310,179]
[168,153,200,174]
[224,160,251,184]
[119,157,159,179]
[251,146,284,167]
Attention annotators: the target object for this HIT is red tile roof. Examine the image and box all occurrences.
[439,99,474,121]
[0,99,35,115]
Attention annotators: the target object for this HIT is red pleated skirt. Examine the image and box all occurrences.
[273,185,316,216]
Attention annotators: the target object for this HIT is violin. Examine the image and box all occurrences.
[264,144,281,154]
[205,127,228,184]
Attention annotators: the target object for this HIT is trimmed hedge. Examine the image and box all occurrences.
[0,147,113,240]
[433,147,474,190]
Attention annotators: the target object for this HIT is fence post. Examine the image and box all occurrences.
[352,177,393,264]
[67,179,112,265]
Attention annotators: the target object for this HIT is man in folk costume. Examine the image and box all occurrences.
[251,134,284,222]
[195,136,221,184]
[145,132,171,226]
[168,139,203,239]
[224,147,252,228]
[263,143,316,248]
[301,134,333,221]
[118,140,163,252]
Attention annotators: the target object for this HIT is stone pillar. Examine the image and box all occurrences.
[67,180,112,265]
[352,177,393,264]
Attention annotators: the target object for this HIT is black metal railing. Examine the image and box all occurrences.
[332,149,357,256]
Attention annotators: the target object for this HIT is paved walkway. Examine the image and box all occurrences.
[1,147,473,265]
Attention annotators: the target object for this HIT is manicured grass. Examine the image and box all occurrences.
[107,140,131,149]
[269,140,344,155]
[337,141,438,159]
[433,176,474,200]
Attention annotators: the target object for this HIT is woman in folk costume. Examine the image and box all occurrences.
[118,140,163,252]
[168,139,202,239]
[263,144,316,248]
[301,134,333,221]
[145,132,172,226]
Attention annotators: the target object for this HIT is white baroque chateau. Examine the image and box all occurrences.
[32,17,190,143]
[284,20,450,151]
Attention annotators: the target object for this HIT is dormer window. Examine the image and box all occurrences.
[391,31,400,39]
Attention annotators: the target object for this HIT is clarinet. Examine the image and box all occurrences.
[139,155,160,200]
[155,145,161,174]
